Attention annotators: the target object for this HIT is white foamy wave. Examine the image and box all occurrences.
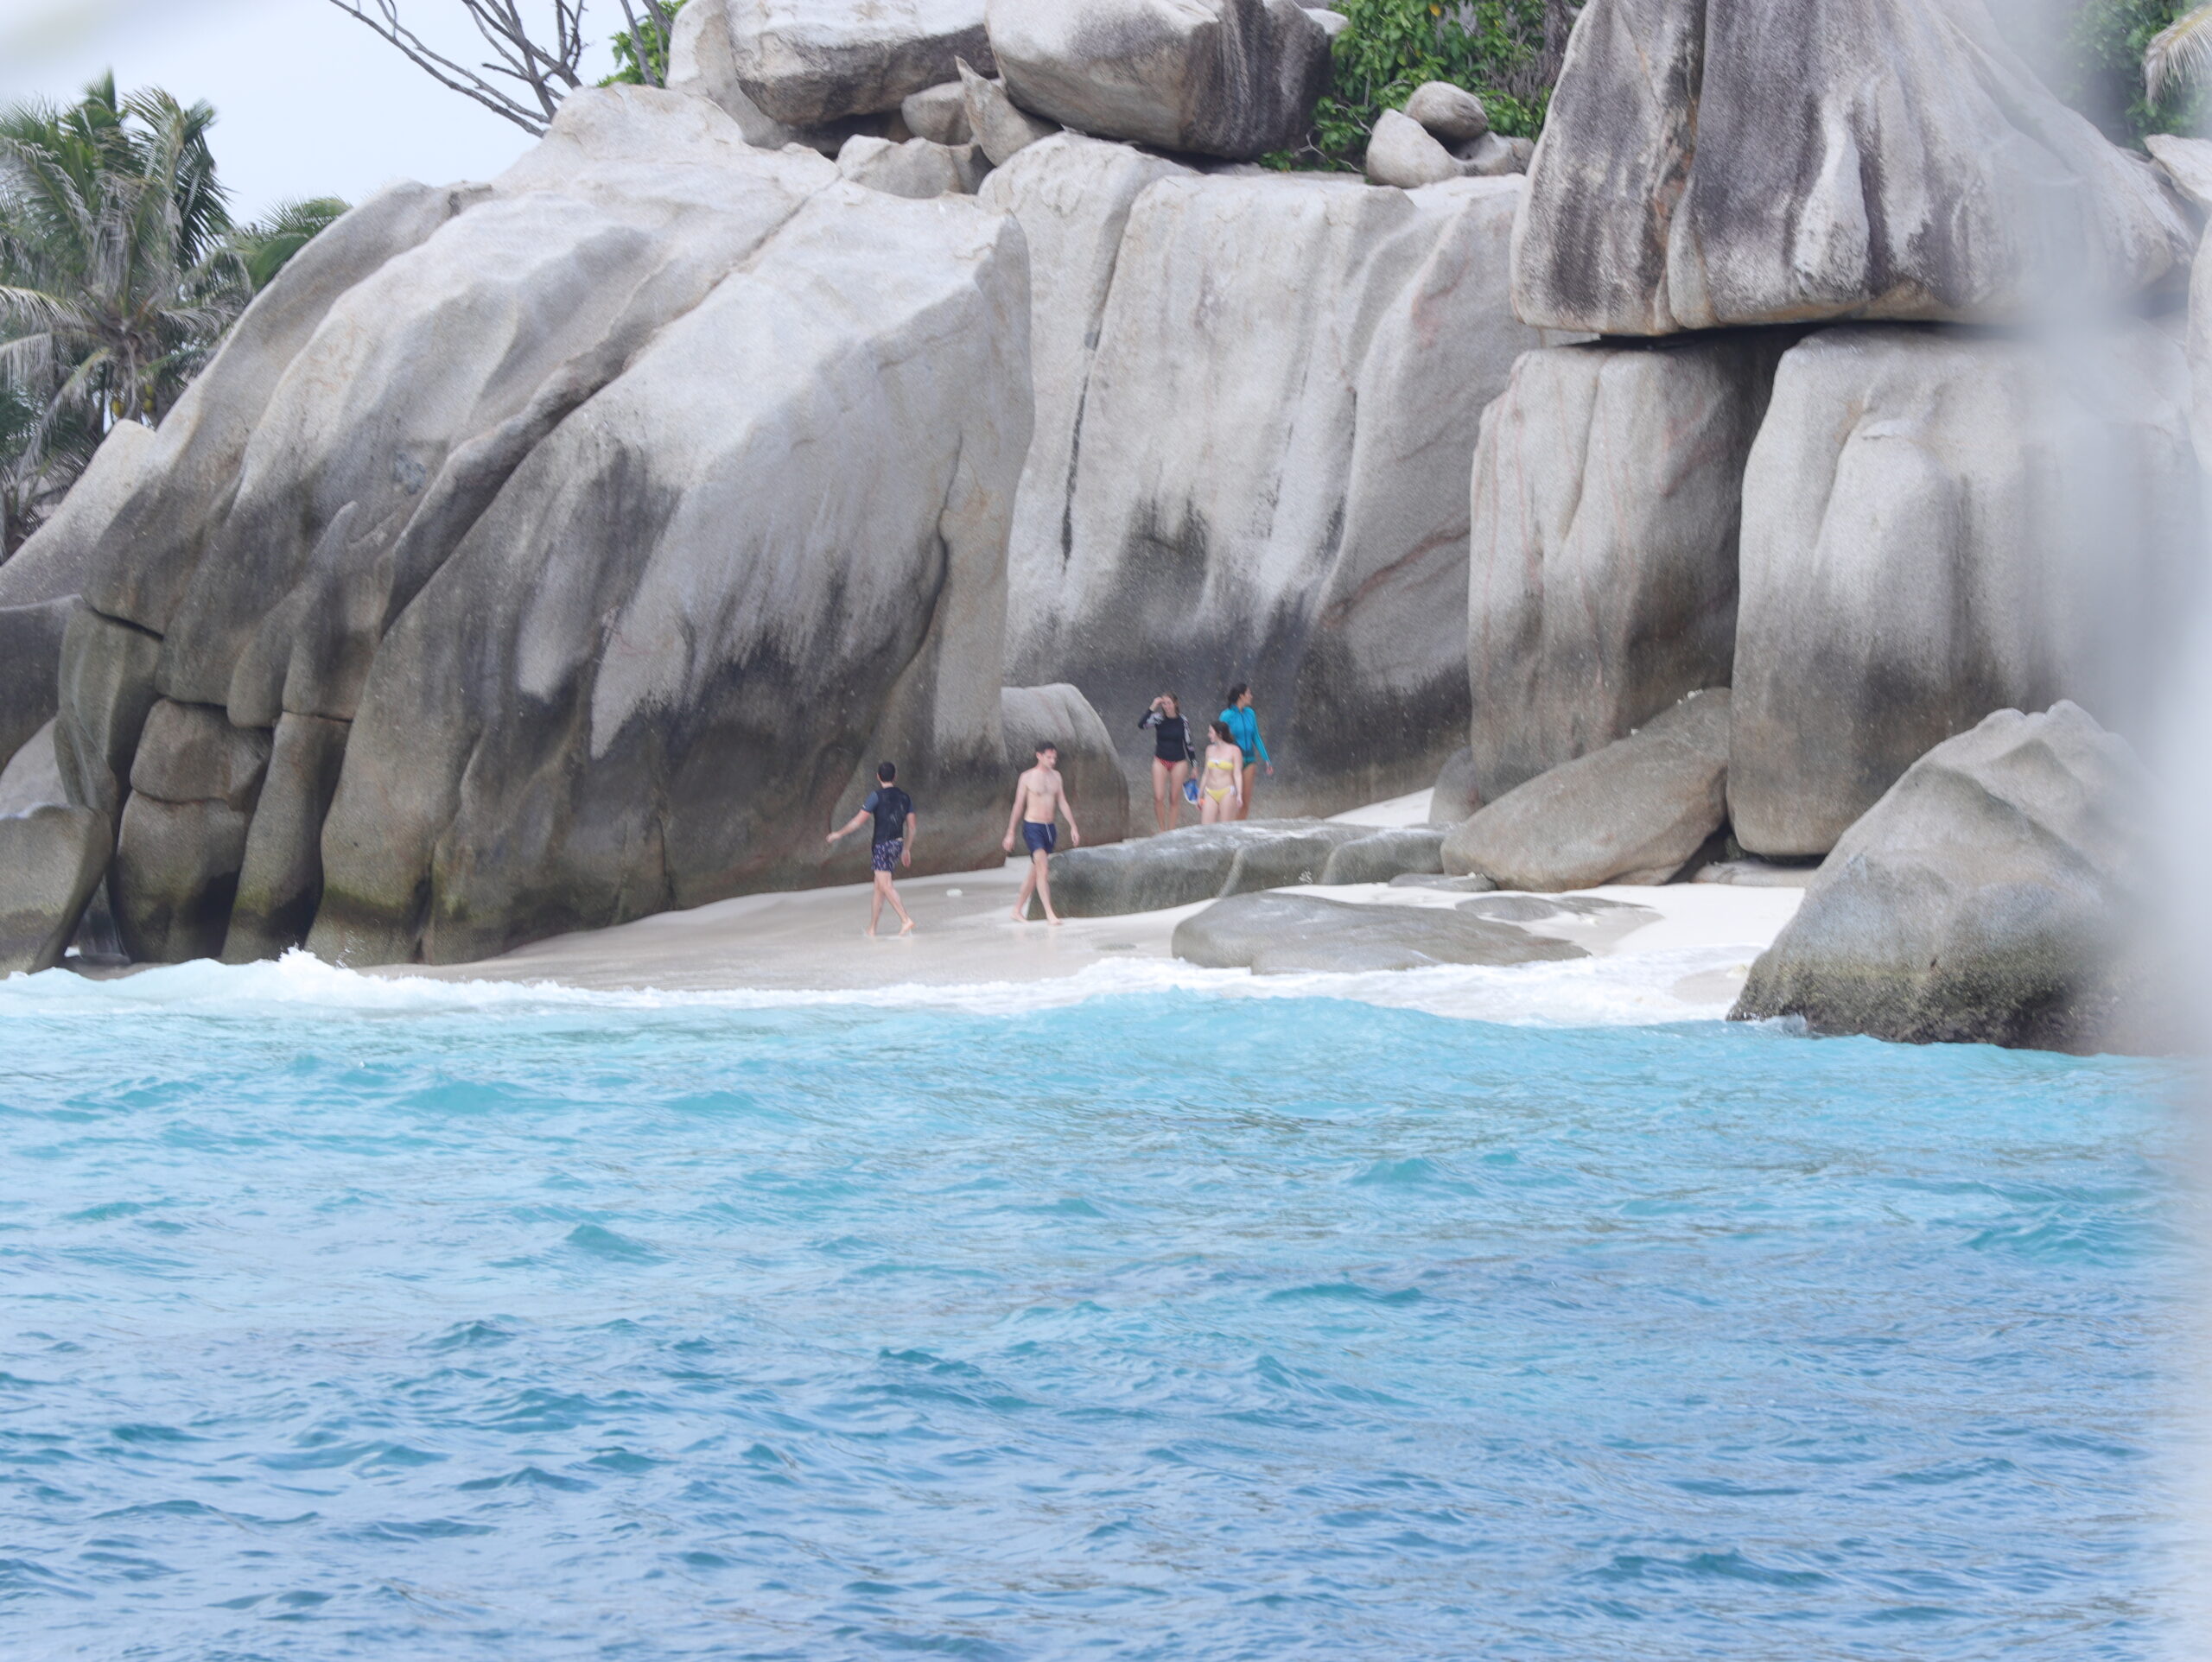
[0,944,1760,1028]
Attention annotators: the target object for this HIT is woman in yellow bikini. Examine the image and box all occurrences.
[1197,720,1244,824]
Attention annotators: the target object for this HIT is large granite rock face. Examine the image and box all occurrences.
[0,719,63,817]
[0,804,108,975]
[0,422,162,783]
[1732,703,2145,1051]
[1514,0,2192,333]
[984,143,1554,814]
[1729,324,2197,858]
[721,0,992,126]
[1000,683,1130,847]
[56,88,1030,967]
[0,422,158,611]
[1173,890,1588,973]
[986,0,1330,162]
[1443,689,1731,890]
[1467,333,1785,802]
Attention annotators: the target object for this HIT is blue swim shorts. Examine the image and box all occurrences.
[1022,821,1057,856]
[871,838,903,872]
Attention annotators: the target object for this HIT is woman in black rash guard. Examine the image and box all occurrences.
[1139,694,1194,833]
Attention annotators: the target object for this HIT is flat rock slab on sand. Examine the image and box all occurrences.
[1173,891,1591,974]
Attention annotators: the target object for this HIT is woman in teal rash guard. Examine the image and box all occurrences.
[1218,683,1271,821]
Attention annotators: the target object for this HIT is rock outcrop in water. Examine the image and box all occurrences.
[1513,0,2192,333]
[51,88,1030,967]
[986,138,1556,814]
[1732,703,2146,1051]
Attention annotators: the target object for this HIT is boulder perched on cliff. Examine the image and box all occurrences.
[716,0,992,126]
[1732,703,2144,1051]
[1404,81,1489,143]
[1514,0,2192,333]
[1173,890,1587,973]
[985,0,1330,161]
[1468,335,1785,802]
[1365,110,1462,188]
[54,88,1030,968]
[1443,689,1730,889]
[1729,324,2197,857]
[0,805,107,975]
[985,143,1554,813]
[1001,684,1130,847]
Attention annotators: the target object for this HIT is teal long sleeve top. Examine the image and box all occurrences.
[1218,705,1268,766]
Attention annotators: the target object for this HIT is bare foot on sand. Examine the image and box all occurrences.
[1010,905,1028,923]
[899,918,916,936]
[1045,912,1063,926]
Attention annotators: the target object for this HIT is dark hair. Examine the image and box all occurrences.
[877,761,896,782]
[1163,693,1180,714]
[1225,682,1249,707]
[1034,739,1058,755]
[1210,720,1232,742]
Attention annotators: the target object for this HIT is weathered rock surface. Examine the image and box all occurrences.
[957,60,1059,164]
[986,146,1554,813]
[1039,820,1370,917]
[0,719,62,817]
[837,133,984,196]
[1318,826,1446,885]
[1001,684,1130,847]
[2146,132,2212,213]
[1430,747,1479,821]
[721,0,992,126]
[1514,0,2193,333]
[901,80,971,145]
[1365,110,1462,187]
[1173,890,1588,973]
[0,597,73,776]
[1468,334,1786,800]
[0,422,158,610]
[1444,689,1731,890]
[1732,703,2145,1051]
[668,0,804,146]
[986,0,1331,161]
[1404,81,1488,143]
[0,804,108,975]
[1729,324,2197,857]
[1457,131,1531,177]
[57,89,1030,967]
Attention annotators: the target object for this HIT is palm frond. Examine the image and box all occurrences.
[2146,3,2212,104]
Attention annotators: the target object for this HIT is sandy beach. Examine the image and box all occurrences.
[378,791,1808,1024]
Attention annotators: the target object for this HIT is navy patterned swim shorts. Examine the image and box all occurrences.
[871,839,903,873]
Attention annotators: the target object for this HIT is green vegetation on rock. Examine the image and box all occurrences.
[603,0,690,88]
[1271,0,1556,171]
[2050,0,2210,143]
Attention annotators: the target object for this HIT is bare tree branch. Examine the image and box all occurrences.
[322,1,592,135]
[616,0,677,89]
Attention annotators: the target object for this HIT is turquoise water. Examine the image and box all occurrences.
[0,964,2185,1659]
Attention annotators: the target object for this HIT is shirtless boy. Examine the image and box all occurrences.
[1003,742,1082,923]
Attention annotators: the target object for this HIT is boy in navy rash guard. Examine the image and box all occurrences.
[827,761,917,936]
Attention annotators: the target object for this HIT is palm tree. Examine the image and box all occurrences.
[0,77,346,556]
[0,75,246,436]
[2146,4,2212,102]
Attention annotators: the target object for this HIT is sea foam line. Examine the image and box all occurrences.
[0,943,1764,1029]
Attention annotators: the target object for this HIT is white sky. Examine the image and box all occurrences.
[0,0,627,219]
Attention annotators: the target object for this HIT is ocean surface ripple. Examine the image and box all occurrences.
[0,964,2187,1659]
